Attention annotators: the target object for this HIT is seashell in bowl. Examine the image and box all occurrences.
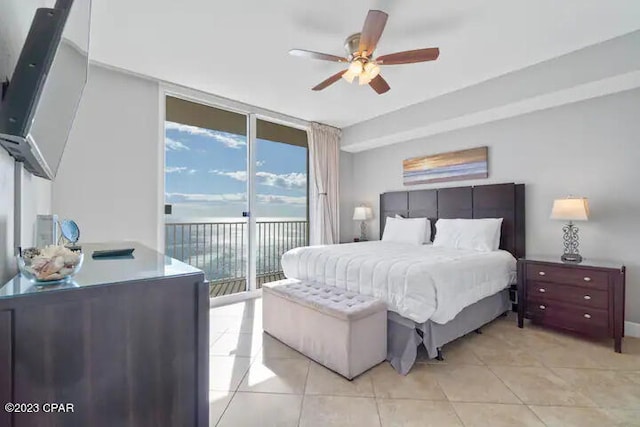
[18,245,84,285]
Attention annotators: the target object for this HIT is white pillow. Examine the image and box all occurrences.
[433,218,503,252]
[395,214,432,243]
[382,216,427,245]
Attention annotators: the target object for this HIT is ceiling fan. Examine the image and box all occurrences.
[289,9,440,94]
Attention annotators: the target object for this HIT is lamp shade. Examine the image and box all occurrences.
[550,197,590,221]
[353,206,372,221]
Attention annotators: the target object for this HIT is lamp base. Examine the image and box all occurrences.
[561,253,583,263]
[359,221,368,241]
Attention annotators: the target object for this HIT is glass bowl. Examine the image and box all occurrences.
[17,250,84,285]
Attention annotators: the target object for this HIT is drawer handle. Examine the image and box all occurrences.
[539,305,546,310]
[538,271,546,276]
[583,295,591,300]
[584,313,591,319]
[539,288,546,293]
[584,277,591,282]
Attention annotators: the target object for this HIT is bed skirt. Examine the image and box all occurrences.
[387,289,511,375]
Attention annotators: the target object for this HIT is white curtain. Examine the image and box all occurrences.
[307,122,341,245]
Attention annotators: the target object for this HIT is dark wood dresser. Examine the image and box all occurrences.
[517,257,625,352]
[0,243,209,427]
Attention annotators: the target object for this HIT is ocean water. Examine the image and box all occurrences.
[167,216,306,224]
[165,218,308,282]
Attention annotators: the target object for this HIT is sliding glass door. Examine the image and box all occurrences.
[163,96,308,297]
[254,119,309,288]
[164,97,249,296]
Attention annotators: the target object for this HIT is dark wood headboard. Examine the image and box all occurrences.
[380,183,525,258]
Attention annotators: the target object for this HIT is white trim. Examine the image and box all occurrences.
[342,70,640,152]
[247,113,258,292]
[90,60,158,83]
[209,289,262,308]
[13,161,22,252]
[625,321,640,338]
[156,86,166,253]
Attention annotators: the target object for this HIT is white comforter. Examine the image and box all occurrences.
[281,241,516,324]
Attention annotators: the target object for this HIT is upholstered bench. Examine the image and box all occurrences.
[262,278,387,380]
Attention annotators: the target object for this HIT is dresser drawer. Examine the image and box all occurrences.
[527,299,609,335]
[526,263,608,290]
[528,281,608,310]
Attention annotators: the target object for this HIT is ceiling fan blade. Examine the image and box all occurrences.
[369,74,390,94]
[358,10,388,56]
[312,70,347,91]
[376,48,440,65]
[289,49,348,63]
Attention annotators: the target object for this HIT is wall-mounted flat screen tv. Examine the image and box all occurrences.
[0,0,90,180]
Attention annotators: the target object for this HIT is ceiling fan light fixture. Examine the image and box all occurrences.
[342,69,358,83]
[364,61,380,79]
[291,9,440,94]
[358,73,373,85]
[348,60,364,75]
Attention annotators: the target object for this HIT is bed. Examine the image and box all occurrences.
[281,241,517,324]
[282,182,525,374]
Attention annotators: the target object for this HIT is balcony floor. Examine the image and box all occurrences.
[209,272,286,297]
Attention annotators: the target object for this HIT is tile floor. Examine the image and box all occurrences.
[209,298,640,426]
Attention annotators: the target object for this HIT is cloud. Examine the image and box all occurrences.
[165,192,305,205]
[257,172,306,190]
[257,194,306,205]
[166,166,186,173]
[166,192,246,203]
[166,122,215,137]
[212,133,246,149]
[210,170,247,181]
[166,166,196,174]
[256,160,266,167]
[165,137,190,151]
[165,121,246,149]
[210,170,306,190]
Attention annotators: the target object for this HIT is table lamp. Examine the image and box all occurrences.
[353,206,373,241]
[550,197,590,263]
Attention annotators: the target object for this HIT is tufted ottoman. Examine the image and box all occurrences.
[262,278,387,379]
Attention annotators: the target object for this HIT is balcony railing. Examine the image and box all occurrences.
[165,220,308,296]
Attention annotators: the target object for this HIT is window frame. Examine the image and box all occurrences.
[158,83,310,299]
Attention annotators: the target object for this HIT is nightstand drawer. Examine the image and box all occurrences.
[526,263,608,290]
[527,299,608,334]
[518,257,625,353]
[528,281,608,310]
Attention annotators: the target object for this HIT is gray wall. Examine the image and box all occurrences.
[341,30,640,152]
[338,151,354,243]
[340,88,640,323]
[52,64,162,250]
[0,149,14,282]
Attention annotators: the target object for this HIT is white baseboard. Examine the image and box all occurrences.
[625,321,640,338]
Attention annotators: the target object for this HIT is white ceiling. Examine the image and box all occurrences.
[89,0,640,128]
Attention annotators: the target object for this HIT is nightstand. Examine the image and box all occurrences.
[517,256,626,352]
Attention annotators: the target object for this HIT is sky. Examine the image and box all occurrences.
[165,121,308,221]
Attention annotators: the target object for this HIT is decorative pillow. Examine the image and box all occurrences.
[433,218,503,252]
[382,216,428,245]
[394,214,432,243]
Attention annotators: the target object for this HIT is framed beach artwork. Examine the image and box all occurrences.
[403,146,488,185]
